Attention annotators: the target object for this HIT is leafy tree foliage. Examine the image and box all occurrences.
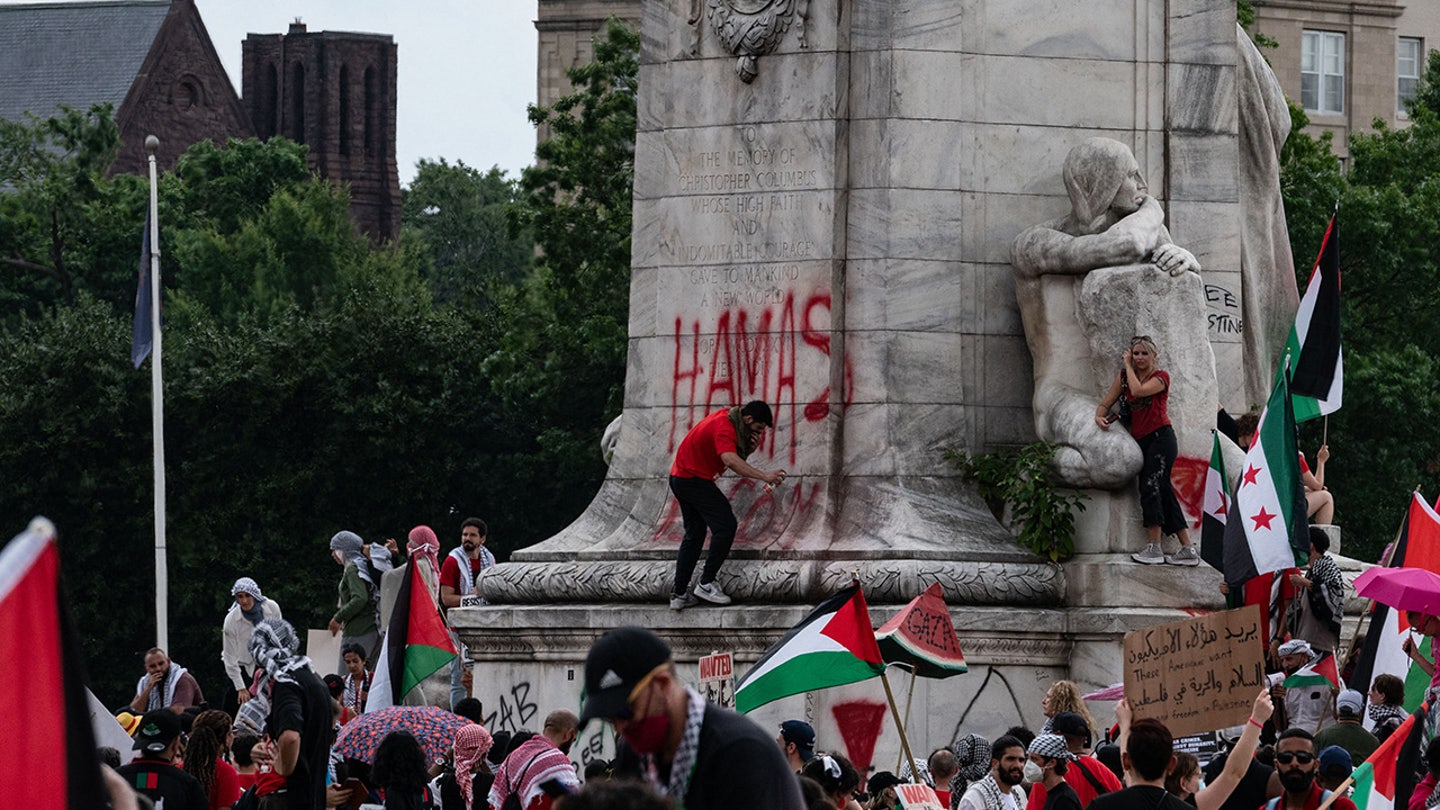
[485,18,639,521]
[1279,52,1440,561]
[402,159,533,309]
[0,104,146,318]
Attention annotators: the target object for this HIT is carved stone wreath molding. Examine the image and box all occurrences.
[689,0,810,82]
[477,558,1064,606]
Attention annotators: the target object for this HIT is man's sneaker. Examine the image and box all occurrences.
[1166,545,1201,567]
[694,580,732,605]
[1131,543,1165,565]
[669,592,698,611]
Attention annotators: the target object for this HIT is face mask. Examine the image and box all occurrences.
[622,714,670,755]
[1024,761,1044,783]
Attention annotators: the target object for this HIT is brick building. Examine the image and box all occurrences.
[1250,1,1440,159]
[535,0,640,111]
[0,0,400,241]
[242,21,401,241]
[0,0,249,174]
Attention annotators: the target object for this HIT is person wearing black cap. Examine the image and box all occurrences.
[867,771,902,810]
[115,709,209,810]
[580,625,805,809]
[778,720,816,772]
[667,400,788,610]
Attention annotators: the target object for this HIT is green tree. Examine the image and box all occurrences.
[402,159,533,309]
[1278,53,1440,560]
[0,104,146,318]
[485,18,639,522]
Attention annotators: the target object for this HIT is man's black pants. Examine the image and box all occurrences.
[669,475,737,595]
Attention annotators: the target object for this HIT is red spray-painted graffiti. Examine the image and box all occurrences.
[1173,455,1207,529]
[651,475,825,547]
[669,289,852,465]
[832,700,888,774]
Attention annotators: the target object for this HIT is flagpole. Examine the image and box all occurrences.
[880,671,918,778]
[895,665,917,772]
[145,135,168,652]
[1344,490,1417,660]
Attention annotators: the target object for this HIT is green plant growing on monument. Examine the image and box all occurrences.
[947,443,1087,562]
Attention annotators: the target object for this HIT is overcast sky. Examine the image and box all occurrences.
[3,0,542,184]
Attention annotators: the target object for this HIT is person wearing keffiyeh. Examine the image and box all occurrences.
[439,723,494,810]
[129,647,204,714]
[221,576,284,715]
[329,529,381,672]
[249,618,332,810]
[957,736,1028,810]
[1287,528,1346,656]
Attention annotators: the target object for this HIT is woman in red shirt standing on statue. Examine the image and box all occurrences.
[1094,335,1200,567]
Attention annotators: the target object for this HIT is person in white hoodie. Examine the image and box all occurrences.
[220,577,283,715]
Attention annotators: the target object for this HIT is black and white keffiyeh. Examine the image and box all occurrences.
[1028,734,1077,762]
[248,618,312,687]
[1308,554,1345,635]
[950,733,992,810]
[638,686,706,801]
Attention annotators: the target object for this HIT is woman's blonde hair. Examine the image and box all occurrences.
[1045,680,1096,736]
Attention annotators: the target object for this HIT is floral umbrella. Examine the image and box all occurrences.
[332,705,470,764]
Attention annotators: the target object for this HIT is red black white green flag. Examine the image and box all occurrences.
[1286,213,1342,422]
[735,583,886,713]
[0,518,105,809]
[366,558,456,711]
[1200,431,1230,573]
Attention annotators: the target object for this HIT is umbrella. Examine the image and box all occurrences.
[333,705,470,764]
[1081,684,1125,702]
[1353,566,1440,616]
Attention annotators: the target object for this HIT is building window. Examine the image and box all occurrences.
[1301,30,1345,115]
[1399,37,1423,117]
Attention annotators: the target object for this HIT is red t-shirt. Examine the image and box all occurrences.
[1124,369,1171,439]
[439,554,482,592]
[1026,756,1123,810]
[210,757,241,810]
[670,409,739,480]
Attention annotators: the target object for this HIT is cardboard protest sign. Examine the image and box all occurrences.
[698,651,735,708]
[897,783,946,810]
[1123,605,1266,737]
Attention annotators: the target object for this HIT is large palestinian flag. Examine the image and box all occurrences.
[1286,214,1342,422]
[366,560,456,711]
[1352,704,1427,810]
[735,584,886,713]
[1350,493,1440,716]
[0,518,105,809]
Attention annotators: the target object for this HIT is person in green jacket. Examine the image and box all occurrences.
[328,530,380,673]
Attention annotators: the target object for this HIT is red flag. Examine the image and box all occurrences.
[0,518,105,809]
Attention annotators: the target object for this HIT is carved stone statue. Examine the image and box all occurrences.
[1011,138,1200,489]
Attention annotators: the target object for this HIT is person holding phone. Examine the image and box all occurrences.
[1095,335,1199,567]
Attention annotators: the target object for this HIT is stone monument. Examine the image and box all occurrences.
[455,2,1298,773]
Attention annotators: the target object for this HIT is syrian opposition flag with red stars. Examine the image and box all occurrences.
[0,518,105,809]
[1222,366,1310,587]
[365,557,456,711]
[1199,431,1230,573]
[735,583,886,713]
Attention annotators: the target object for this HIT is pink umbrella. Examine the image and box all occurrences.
[1082,684,1125,702]
[1353,566,1440,615]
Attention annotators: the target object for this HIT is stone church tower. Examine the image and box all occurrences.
[241,22,401,241]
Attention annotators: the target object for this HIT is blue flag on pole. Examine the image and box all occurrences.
[131,213,152,369]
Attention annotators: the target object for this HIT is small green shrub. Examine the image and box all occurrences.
[947,442,1087,561]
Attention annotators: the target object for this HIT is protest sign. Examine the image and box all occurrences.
[897,783,945,810]
[698,651,735,708]
[1123,605,1266,737]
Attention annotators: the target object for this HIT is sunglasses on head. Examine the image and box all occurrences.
[1275,752,1315,764]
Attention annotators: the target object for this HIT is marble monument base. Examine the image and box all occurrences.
[451,600,1222,774]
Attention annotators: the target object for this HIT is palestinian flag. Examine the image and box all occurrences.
[1200,431,1230,573]
[365,559,456,711]
[1352,704,1427,810]
[735,583,886,713]
[1350,493,1440,716]
[0,518,105,809]
[1283,651,1340,690]
[1222,367,1309,587]
[875,583,967,678]
[1285,214,1342,422]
